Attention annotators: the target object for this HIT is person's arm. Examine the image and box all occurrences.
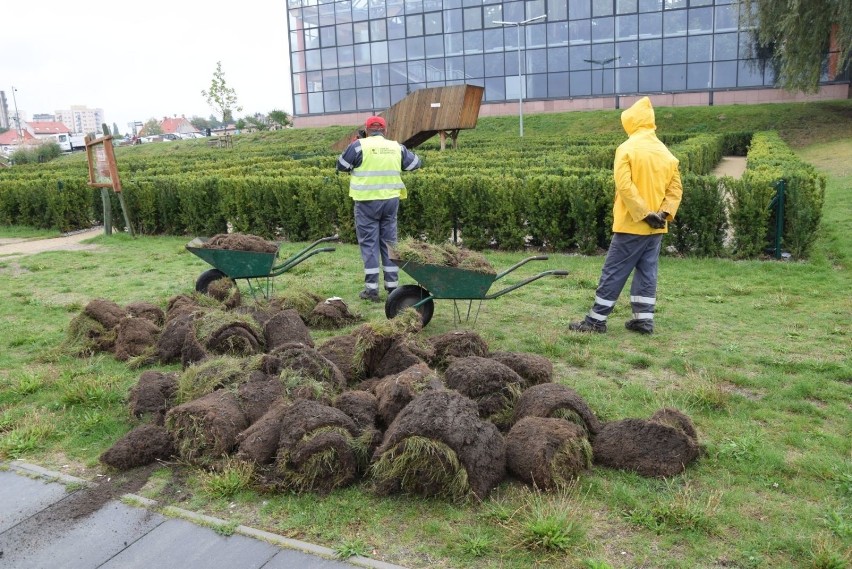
[613,146,651,221]
[658,165,683,220]
[337,141,363,172]
[400,144,422,171]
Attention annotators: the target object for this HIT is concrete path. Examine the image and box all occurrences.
[0,227,103,258]
[1,462,405,569]
[711,156,747,179]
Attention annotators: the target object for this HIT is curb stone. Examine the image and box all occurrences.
[6,461,408,569]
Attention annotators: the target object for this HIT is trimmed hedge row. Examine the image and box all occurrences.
[0,131,824,259]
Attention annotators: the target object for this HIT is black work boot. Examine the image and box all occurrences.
[625,319,654,335]
[568,319,607,333]
[359,290,380,303]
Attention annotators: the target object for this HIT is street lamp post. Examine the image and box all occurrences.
[10,86,23,143]
[583,57,620,96]
[493,14,546,137]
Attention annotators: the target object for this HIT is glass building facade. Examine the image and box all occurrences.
[287,0,836,116]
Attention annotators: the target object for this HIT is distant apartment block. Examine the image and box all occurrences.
[0,91,10,130]
[32,113,56,122]
[55,105,104,135]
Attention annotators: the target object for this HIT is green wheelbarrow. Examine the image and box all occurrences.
[186,235,338,300]
[384,255,568,327]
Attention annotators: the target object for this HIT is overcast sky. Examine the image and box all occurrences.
[3,0,292,132]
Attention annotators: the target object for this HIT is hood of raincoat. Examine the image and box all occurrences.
[621,96,656,136]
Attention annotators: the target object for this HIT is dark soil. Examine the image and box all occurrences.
[84,298,125,329]
[156,313,195,364]
[512,383,602,437]
[166,390,250,465]
[126,301,165,326]
[236,398,290,465]
[207,278,241,309]
[650,407,698,442]
[272,399,361,493]
[373,389,506,500]
[166,294,203,322]
[114,317,161,361]
[181,327,209,368]
[272,343,346,391]
[592,418,700,477]
[506,417,590,489]
[202,233,279,253]
[443,356,526,420]
[264,308,314,350]
[307,297,361,329]
[236,371,285,424]
[373,363,442,429]
[371,338,429,379]
[334,390,379,431]
[200,314,263,357]
[128,370,178,423]
[428,330,489,369]
[489,351,553,385]
[317,334,361,385]
[100,424,175,470]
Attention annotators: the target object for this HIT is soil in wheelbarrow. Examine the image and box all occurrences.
[393,237,496,274]
[200,233,278,253]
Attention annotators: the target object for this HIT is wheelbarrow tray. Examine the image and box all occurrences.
[186,238,279,279]
[390,258,498,299]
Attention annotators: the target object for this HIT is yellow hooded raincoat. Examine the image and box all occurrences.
[612,97,683,235]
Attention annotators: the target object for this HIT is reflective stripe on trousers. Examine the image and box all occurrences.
[586,232,663,322]
[354,198,399,290]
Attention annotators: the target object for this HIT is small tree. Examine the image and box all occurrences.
[141,118,163,136]
[190,115,211,131]
[201,61,243,124]
[268,109,293,129]
[244,113,270,131]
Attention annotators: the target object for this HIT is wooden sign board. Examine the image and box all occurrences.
[85,135,123,192]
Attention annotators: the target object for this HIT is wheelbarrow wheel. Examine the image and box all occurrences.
[196,268,227,294]
[385,285,434,327]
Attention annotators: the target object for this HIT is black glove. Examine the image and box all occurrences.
[643,212,665,229]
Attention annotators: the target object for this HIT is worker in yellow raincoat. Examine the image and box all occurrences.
[569,96,683,335]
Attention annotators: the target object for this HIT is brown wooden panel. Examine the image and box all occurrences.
[332,84,484,151]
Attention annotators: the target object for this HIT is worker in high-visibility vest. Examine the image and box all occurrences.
[337,116,422,302]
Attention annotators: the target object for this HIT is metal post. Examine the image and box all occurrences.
[773,179,785,259]
[10,86,23,142]
[516,24,523,138]
[493,14,546,138]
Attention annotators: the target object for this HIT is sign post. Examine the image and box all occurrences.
[85,129,134,237]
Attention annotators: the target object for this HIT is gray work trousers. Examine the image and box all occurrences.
[585,232,663,323]
[354,198,400,291]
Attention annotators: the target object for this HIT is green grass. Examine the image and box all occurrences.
[0,111,850,568]
[0,224,62,239]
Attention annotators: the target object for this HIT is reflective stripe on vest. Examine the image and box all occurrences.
[349,136,406,201]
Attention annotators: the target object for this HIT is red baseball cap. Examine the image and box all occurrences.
[365,116,386,130]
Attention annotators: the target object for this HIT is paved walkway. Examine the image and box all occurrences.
[0,227,103,258]
[1,462,405,569]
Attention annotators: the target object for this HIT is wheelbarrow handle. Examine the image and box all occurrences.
[494,255,550,280]
[553,270,569,276]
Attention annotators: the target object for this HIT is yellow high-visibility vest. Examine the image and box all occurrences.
[349,136,407,201]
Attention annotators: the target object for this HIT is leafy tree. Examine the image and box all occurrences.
[740,0,852,92]
[208,114,223,129]
[235,118,247,131]
[201,61,243,123]
[141,118,163,136]
[112,122,121,137]
[268,109,293,129]
[190,115,211,131]
[244,113,270,131]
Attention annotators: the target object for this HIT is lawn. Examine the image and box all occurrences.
[0,121,849,569]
